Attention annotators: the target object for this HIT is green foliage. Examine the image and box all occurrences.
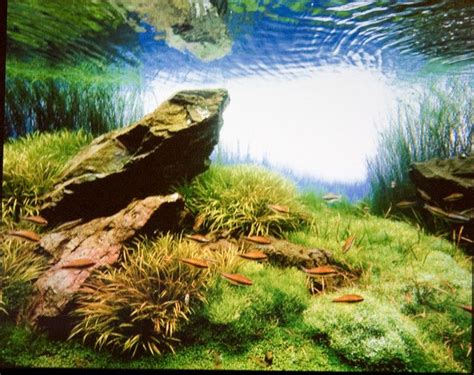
[367,78,472,217]
[2,129,92,224]
[5,60,143,137]
[177,164,311,237]
[0,129,471,371]
[201,262,310,348]
[0,239,47,317]
[7,0,138,66]
[0,321,117,368]
[70,235,216,357]
[303,291,432,372]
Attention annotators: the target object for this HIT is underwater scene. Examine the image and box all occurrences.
[0,0,473,372]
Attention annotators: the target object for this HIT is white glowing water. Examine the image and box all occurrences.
[143,67,403,182]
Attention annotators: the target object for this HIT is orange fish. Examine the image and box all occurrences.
[221,272,253,286]
[178,258,210,269]
[458,305,473,314]
[342,235,356,253]
[238,250,268,261]
[61,258,96,269]
[6,230,41,242]
[332,294,364,303]
[185,233,211,243]
[246,235,271,245]
[302,265,338,275]
[20,215,48,226]
[268,204,290,214]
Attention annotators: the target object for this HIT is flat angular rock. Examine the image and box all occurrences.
[26,193,184,332]
[40,89,229,226]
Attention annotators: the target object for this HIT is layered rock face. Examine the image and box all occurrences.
[39,89,229,225]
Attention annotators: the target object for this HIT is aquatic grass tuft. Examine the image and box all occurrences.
[2,129,93,224]
[5,59,143,138]
[177,164,311,237]
[69,234,218,358]
[0,239,48,318]
[367,78,472,218]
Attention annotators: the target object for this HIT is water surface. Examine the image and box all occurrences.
[5,0,474,196]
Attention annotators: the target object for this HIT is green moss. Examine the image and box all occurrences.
[199,262,310,349]
[303,291,436,372]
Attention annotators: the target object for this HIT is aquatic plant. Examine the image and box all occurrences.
[7,0,138,66]
[0,239,47,318]
[2,129,92,224]
[177,164,311,237]
[5,59,143,138]
[0,132,471,371]
[69,235,216,357]
[367,78,472,217]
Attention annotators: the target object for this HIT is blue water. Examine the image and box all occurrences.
[137,0,473,83]
[5,0,474,201]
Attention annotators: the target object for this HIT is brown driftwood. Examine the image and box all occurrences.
[26,193,185,331]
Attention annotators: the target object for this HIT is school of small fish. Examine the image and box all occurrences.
[9,192,473,322]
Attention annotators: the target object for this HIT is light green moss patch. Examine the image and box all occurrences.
[303,291,435,372]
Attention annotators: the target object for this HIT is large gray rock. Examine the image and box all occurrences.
[40,89,229,226]
[26,193,185,333]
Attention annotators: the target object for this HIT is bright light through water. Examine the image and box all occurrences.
[143,66,401,182]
